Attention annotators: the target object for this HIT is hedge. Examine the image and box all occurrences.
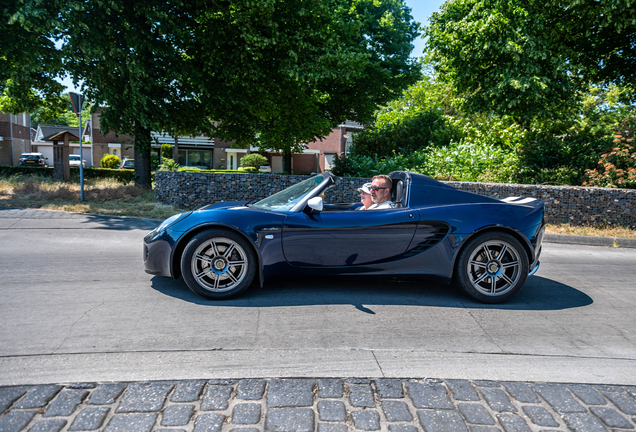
[0,166,137,182]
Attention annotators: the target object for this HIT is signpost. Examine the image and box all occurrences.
[69,92,85,201]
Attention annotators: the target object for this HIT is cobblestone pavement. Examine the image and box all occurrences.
[1,379,636,432]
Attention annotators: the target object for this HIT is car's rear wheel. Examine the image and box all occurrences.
[181,229,256,299]
[456,232,529,303]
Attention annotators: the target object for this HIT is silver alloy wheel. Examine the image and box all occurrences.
[190,237,248,293]
[466,239,522,296]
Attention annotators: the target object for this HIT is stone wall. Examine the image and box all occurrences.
[154,171,636,227]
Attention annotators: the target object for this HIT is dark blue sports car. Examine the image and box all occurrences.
[144,171,544,303]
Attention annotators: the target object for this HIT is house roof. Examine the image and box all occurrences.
[339,120,364,129]
[37,125,81,142]
[44,130,80,142]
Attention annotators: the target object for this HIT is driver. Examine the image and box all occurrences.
[368,175,395,210]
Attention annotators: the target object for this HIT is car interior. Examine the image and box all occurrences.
[315,177,406,212]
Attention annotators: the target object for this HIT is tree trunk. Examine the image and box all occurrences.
[173,136,179,162]
[134,125,152,189]
[282,149,293,174]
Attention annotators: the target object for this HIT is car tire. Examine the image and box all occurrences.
[456,232,529,303]
[181,229,257,299]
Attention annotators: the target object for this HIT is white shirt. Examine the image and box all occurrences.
[367,201,395,210]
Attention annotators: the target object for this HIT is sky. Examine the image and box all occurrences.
[59,0,446,94]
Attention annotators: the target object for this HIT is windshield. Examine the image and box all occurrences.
[22,155,41,161]
[250,174,327,212]
[70,155,80,160]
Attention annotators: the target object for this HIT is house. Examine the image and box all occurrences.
[32,125,91,167]
[0,111,32,166]
[86,113,135,167]
[84,108,364,173]
[244,121,364,174]
[306,120,363,172]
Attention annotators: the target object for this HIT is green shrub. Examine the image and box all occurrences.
[417,141,520,183]
[159,157,180,171]
[0,165,137,183]
[100,154,121,168]
[583,116,636,188]
[161,143,173,160]
[0,166,54,177]
[240,153,268,169]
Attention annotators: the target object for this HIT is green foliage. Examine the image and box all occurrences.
[0,0,67,119]
[417,141,520,183]
[0,165,136,183]
[424,0,636,128]
[100,154,121,169]
[353,109,449,158]
[583,117,636,188]
[159,157,180,172]
[161,144,173,160]
[30,100,91,128]
[240,154,268,169]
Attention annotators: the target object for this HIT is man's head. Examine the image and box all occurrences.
[370,175,392,205]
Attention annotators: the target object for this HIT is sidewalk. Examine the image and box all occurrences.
[2,378,636,432]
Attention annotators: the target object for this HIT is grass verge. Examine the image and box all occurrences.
[0,174,183,220]
[1,174,635,238]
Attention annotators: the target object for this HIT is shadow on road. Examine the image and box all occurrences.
[79,214,159,231]
[0,207,159,231]
[150,274,592,311]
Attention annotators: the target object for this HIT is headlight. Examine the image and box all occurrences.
[155,212,191,233]
[147,212,192,242]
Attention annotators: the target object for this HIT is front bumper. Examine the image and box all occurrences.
[143,233,175,277]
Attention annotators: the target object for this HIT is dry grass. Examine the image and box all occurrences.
[2,174,636,237]
[0,174,183,220]
[545,223,636,239]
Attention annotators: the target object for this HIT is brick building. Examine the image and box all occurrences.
[0,112,32,166]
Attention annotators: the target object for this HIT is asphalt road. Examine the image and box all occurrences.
[1,208,636,387]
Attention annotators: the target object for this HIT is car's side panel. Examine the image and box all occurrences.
[282,208,419,267]
[297,233,461,283]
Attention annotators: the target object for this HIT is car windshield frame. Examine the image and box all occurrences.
[249,173,333,212]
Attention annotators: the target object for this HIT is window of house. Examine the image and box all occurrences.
[178,149,212,167]
[325,153,336,171]
[345,131,357,154]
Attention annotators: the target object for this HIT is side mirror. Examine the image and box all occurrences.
[307,196,324,212]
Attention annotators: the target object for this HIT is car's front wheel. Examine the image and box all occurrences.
[181,229,256,299]
[456,232,529,303]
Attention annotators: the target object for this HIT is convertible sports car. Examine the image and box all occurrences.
[144,171,545,303]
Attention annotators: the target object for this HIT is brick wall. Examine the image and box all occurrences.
[154,172,636,227]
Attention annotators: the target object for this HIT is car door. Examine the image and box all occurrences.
[281,207,419,267]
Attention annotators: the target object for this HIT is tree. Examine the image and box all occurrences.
[184,0,422,173]
[0,0,67,121]
[30,99,90,128]
[424,0,636,129]
[10,0,420,184]
[60,1,210,188]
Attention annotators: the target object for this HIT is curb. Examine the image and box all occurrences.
[544,233,636,249]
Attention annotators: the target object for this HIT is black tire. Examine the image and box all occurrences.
[456,232,529,303]
[181,229,257,299]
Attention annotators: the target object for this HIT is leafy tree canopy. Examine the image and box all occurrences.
[424,0,636,128]
[0,0,67,120]
[7,0,420,184]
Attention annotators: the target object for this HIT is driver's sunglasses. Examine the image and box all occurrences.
[369,186,388,191]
